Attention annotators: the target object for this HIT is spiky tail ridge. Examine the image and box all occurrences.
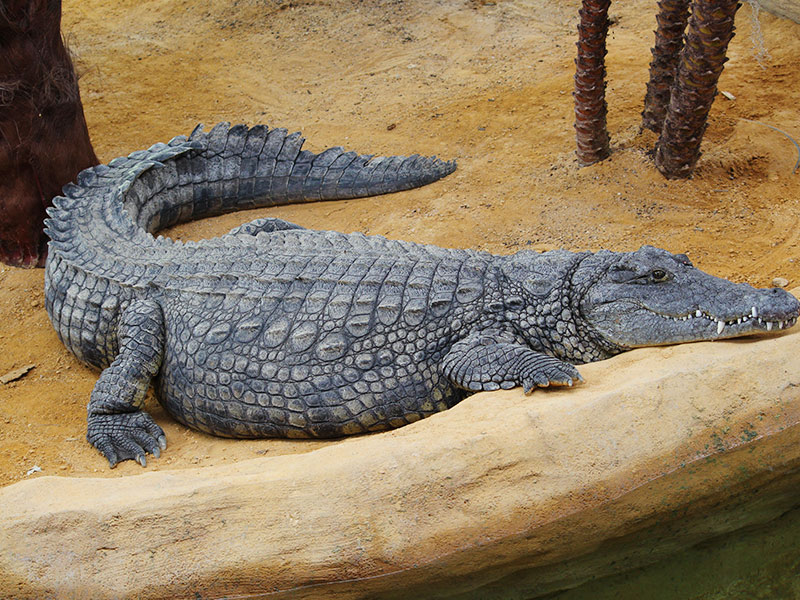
[158,121,457,230]
[44,122,456,261]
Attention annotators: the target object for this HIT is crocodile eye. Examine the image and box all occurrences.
[650,269,669,282]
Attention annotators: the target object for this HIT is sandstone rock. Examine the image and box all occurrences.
[757,0,800,23]
[2,325,800,599]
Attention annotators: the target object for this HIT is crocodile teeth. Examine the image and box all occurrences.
[658,309,796,333]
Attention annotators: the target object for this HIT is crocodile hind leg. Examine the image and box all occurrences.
[441,330,583,394]
[87,299,167,467]
[225,217,306,237]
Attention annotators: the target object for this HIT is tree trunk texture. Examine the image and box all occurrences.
[0,0,98,268]
[574,0,611,166]
[641,0,691,133]
[654,0,741,179]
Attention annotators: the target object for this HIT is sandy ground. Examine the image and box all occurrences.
[1,0,798,486]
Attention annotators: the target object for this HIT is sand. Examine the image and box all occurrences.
[1,0,798,486]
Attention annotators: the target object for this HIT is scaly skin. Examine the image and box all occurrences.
[44,123,800,467]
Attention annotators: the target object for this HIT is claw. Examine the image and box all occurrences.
[87,410,166,468]
[533,374,550,387]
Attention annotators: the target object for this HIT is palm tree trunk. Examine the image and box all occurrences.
[654,0,741,179]
[641,0,691,133]
[0,0,98,267]
[574,0,611,166]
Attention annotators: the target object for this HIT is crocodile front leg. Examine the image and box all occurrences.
[87,299,167,467]
[441,330,583,394]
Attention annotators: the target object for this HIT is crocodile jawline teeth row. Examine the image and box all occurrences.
[658,307,796,335]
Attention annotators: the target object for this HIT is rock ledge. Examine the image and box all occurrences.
[2,326,800,599]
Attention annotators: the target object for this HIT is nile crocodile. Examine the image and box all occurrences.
[44,123,800,467]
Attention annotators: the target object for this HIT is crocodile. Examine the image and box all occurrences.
[44,123,800,467]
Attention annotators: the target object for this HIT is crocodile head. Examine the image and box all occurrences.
[577,245,799,351]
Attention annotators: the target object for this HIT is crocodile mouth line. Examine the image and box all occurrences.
[654,306,798,335]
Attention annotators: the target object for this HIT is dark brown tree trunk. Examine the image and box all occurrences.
[574,0,611,166]
[641,0,691,133]
[0,0,98,268]
[654,0,741,179]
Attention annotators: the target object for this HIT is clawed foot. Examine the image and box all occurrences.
[442,333,586,396]
[468,361,584,394]
[521,362,583,394]
[87,411,167,468]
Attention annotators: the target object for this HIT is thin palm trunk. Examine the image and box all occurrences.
[654,0,741,178]
[641,0,691,133]
[574,0,611,166]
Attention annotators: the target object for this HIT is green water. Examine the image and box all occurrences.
[552,505,800,600]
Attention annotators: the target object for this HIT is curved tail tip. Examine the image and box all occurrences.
[428,156,458,179]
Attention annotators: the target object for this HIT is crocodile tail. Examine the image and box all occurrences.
[136,122,456,233]
[188,122,456,203]
[44,122,455,273]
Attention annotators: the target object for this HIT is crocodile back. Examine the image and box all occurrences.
[153,239,494,437]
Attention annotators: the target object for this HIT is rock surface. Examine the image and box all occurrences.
[2,298,800,599]
[758,0,800,23]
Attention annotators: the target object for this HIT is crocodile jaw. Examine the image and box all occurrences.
[583,293,800,349]
[653,305,798,338]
